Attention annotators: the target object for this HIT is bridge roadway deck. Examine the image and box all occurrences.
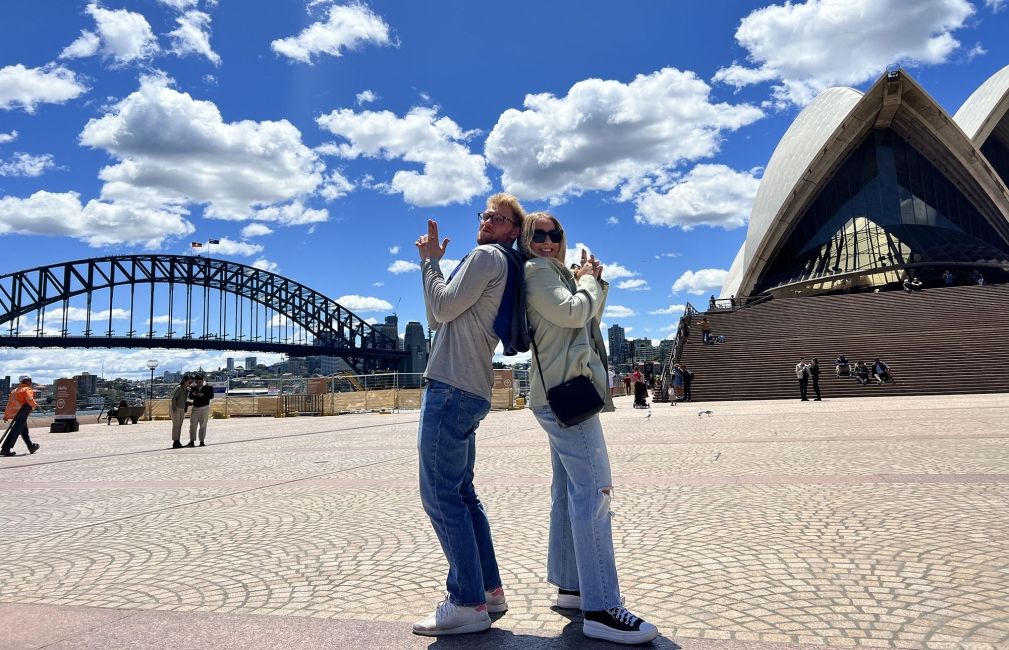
[1,393,1007,649]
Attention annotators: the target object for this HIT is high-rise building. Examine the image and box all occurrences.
[378,314,400,349]
[658,338,676,366]
[0,376,11,397]
[607,324,627,365]
[630,338,659,363]
[226,357,235,372]
[245,356,257,371]
[402,321,428,386]
[74,371,98,396]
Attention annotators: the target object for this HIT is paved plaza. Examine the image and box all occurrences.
[1,393,1007,649]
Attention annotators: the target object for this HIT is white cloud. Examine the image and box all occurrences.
[672,269,729,295]
[168,10,221,65]
[0,190,193,248]
[79,75,325,221]
[0,130,17,144]
[987,0,1006,11]
[78,2,161,65]
[0,152,56,177]
[634,164,761,230]
[252,258,278,272]
[356,89,378,105]
[155,0,200,9]
[388,245,400,254]
[0,64,88,112]
[336,294,393,312]
[319,170,354,201]
[564,242,641,282]
[713,0,974,107]
[607,216,619,225]
[60,30,101,59]
[372,281,384,287]
[272,3,392,64]
[247,201,328,224]
[617,278,650,291]
[388,259,419,274]
[440,258,462,277]
[46,307,130,322]
[241,223,273,238]
[148,314,187,325]
[484,67,763,202]
[604,305,637,319]
[199,236,262,256]
[316,106,489,207]
[649,304,687,315]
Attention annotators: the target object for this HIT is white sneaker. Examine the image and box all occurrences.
[485,587,508,613]
[556,588,581,609]
[412,598,491,636]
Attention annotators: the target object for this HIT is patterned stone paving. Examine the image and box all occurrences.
[1,394,1008,648]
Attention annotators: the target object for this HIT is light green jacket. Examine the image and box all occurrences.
[525,257,610,409]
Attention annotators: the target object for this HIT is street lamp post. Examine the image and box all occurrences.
[146,359,159,420]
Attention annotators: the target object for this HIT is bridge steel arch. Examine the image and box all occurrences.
[0,255,406,374]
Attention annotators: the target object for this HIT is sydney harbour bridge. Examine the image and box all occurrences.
[0,255,406,374]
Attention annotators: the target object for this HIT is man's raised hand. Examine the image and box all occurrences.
[415,219,450,261]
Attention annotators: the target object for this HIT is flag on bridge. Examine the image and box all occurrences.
[191,242,203,248]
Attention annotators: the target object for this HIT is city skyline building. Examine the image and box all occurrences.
[608,324,627,366]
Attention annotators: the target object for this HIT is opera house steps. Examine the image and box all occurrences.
[678,283,1009,401]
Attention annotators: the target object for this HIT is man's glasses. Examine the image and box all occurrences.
[532,229,563,244]
[477,211,517,227]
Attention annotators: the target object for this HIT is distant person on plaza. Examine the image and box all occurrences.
[521,210,658,644]
[623,372,632,396]
[910,277,923,291]
[795,359,810,401]
[902,277,912,293]
[942,269,953,287]
[187,374,214,447]
[1,375,40,457]
[170,375,192,450]
[699,317,712,344]
[834,354,849,377]
[854,360,870,384]
[671,363,684,401]
[411,193,526,636]
[872,358,892,383]
[681,363,693,401]
[977,271,985,286]
[810,358,822,401]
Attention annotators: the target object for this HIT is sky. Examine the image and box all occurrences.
[1,0,1008,382]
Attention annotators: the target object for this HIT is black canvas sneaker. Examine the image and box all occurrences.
[583,606,658,644]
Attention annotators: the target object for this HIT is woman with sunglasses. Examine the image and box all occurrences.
[520,211,659,645]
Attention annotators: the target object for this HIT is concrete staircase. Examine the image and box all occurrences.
[677,284,1009,401]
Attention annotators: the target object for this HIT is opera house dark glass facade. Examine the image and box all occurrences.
[723,64,1009,300]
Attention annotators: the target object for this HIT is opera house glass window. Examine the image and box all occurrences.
[757,129,1009,293]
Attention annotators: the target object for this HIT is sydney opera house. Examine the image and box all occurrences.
[672,64,1009,401]
[722,64,1009,300]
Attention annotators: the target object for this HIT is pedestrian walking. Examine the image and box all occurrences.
[170,375,192,449]
[187,374,214,447]
[1,375,40,457]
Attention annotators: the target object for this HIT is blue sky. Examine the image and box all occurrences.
[1,0,1008,382]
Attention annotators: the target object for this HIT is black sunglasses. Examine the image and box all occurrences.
[532,228,563,244]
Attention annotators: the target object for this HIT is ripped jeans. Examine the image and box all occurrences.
[532,406,621,611]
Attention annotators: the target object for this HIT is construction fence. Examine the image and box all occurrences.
[145,370,530,419]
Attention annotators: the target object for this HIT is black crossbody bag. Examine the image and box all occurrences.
[530,337,604,428]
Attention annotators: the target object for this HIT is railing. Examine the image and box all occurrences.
[654,303,698,402]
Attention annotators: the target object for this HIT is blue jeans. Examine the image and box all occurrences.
[532,405,621,611]
[418,379,500,606]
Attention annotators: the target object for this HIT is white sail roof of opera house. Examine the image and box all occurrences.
[722,68,1009,299]
[953,63,1009,145]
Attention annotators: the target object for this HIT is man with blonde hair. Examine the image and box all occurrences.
[412,193,525,636]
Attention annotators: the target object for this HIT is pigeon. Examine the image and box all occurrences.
[698,409,713,417]
[645,409,652,419]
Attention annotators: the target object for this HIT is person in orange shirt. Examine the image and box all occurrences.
[1,375,40,457]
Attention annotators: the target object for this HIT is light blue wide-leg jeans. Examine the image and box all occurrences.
[532,405,621,611]
[418,379,501,606]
